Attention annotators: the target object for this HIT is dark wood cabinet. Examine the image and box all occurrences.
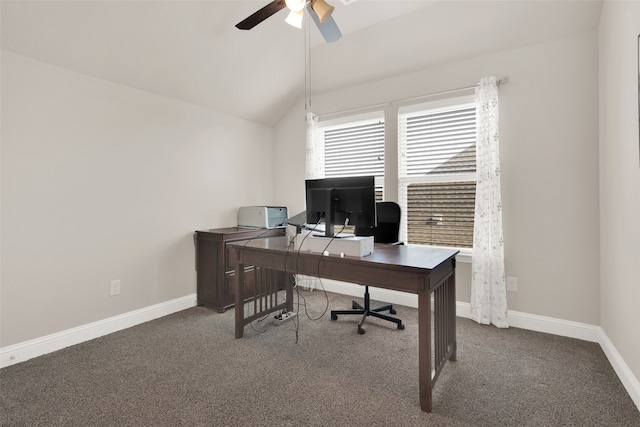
[194,227,286,312]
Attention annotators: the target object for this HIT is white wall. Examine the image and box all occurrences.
[598,0,640,385]
[0,51,275,347]
[274,31,601,326]
[273,104,307,216]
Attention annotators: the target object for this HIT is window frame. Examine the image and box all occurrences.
[397,95,477,257]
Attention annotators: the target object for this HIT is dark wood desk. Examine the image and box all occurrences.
[230,236,458,413]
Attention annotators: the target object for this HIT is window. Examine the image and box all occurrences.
[398,96,476,248]
[307,97,476,251]
[313,112,385,201]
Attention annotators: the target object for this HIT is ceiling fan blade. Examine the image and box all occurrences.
[307,4,342,43]
[236,0,287,30]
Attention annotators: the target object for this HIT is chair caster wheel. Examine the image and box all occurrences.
[397,323,405,330]
[357,326,365,334]
[390,308,397,314]
[331,313,337,320]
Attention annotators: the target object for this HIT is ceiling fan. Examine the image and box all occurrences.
[236,0,342,43]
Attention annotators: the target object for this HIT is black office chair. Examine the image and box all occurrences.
[330,201,405,334]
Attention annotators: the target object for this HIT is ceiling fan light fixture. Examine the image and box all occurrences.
[311,0,334,23]
[285,0,307,12]
[284,9,304,29]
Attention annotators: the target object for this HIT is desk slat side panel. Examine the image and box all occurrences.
[431,273,456,386]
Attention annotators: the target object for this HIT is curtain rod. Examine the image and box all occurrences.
[315,76,509,120]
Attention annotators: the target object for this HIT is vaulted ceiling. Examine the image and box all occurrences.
[1,1,602,126]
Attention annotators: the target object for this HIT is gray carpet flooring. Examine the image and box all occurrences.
[1,290,639,426]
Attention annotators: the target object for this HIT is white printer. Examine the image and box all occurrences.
[238,206,288,229]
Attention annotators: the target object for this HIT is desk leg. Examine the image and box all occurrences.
[235,261,245,339]
[418,280,433,413]
[449,270,457,361]
[286,273,294,312]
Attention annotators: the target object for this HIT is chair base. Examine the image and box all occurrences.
[330,286,404,334]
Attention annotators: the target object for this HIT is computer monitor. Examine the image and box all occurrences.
[305,176,376,238]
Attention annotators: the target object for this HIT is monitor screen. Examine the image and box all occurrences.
[305,176,376,238]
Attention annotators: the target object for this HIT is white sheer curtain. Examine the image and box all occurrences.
[305,112,323,179]
[298,112,322,290]
[470,77,508,328]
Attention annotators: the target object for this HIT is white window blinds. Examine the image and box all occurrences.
[314,112,385,200]
[322,117,385,179]
[400,102,476,176]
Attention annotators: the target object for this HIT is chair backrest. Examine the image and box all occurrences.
[355,201,401,244]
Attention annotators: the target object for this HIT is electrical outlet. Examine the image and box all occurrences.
[507,276,518,292]
[110,280,121,296]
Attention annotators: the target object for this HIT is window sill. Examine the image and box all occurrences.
[422,245,472,263]
[456,248,472,263]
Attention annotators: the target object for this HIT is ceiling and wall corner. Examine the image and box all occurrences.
[1,1,602,127]
[0,0,434,126]
[308,0,603,98]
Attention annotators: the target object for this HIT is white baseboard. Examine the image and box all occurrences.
[0,293,197,369]
[322,281,602,341]
[599,330,640,411]
[454,301,602,343]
